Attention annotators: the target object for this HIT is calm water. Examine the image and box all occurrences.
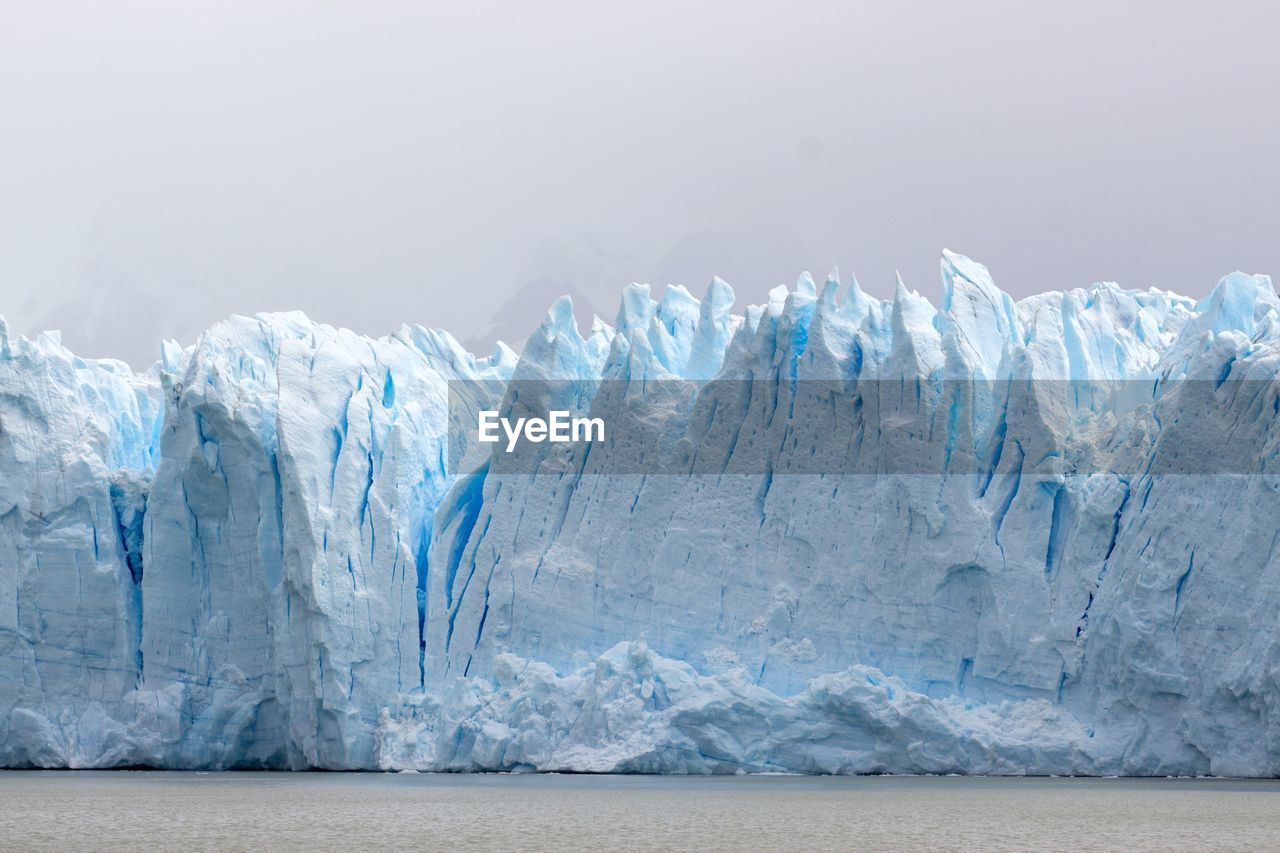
[2,772,1279,851]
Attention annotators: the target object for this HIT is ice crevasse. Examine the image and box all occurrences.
[2,251,1280,775]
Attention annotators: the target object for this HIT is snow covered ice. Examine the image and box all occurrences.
[3,251,1280,775]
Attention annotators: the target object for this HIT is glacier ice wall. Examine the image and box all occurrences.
[3,253,1280,775]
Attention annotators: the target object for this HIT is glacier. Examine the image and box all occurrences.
[2,251,1280,775]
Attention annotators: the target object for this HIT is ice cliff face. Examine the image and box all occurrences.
[3,252,1280,775]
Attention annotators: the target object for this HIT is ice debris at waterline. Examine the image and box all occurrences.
[3,251,1280,775]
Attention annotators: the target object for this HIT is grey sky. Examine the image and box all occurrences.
[2,1,1278,368]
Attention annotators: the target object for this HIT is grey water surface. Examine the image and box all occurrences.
[2,771,1278,851]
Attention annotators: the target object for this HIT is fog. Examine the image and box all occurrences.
[2,1,1277,366]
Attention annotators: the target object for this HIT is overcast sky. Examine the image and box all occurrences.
[2,1,1278,367]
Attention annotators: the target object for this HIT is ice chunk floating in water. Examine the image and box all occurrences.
[2,253,1280,775]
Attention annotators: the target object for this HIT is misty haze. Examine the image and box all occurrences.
[2,1,1278,367]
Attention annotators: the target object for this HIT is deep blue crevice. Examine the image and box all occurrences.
[991,440,1024,557]
[956,657,973,694]
[474,598,490,651]
[441,464,489,653]
[415,520,431,689]
[1045,484,1068,576]
[755,459,773,528]
[1174,550,1196,626]
[978,385,1010,499]
[108,480,147,585]
[382,369,396,408]
[941,382,962,475]
[1216,357,1235,389]
[1104,481,1130,561]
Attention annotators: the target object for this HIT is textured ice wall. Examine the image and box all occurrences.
[0,323,160,766]
[3,253,1280,774]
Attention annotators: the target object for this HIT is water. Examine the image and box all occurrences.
[2,772,1279,851]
